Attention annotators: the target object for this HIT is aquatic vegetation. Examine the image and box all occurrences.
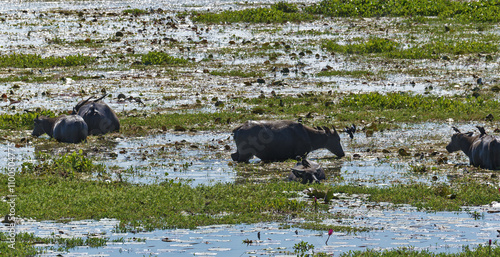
[191,4,315,24]
[316,69,375,78]
[338,92,500,121]
[210,69,264,78]
[20,150,106,178]
[0,110,57,130]
[0,232,108,256]
[340,242,500,256]
[295,222,370,234]
[0,53,95,68]
[322,37,498,58]
[123,8,147,15]
[307,0,500,22]
[293,241,314,257]
[140,51,188,65]
[323,37,398,54]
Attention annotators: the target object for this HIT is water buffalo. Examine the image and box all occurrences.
[32,115,88,143]
[73,94,120,135]
[446,126,500,170]
[288,156,325,183]
[231,120,345,162]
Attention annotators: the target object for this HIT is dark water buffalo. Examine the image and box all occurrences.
[446,126,500,170]
[231,120,345,162]
[32,115,88,143]
[73,94,120,135]
[288,157,325,184]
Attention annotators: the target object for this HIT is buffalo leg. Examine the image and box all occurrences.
[231,151,252,162]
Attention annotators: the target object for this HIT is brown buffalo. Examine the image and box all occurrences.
[231,120,345,162]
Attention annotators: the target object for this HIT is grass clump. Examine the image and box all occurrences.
[20,150,105,178]
[0,110,57,130]
[322,37,498,59]
[323,37,397,54]
[0,232,108,256]
[337,92,500,121]
[141,51,188,65]
[123,8,147,15]
[191,3,314,24]
[210,69,264,78]
[316,69,374,78]
[339,92,500,114]
[0,53,94,68]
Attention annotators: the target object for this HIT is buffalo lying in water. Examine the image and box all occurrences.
[32,115,88,143]
[73,94,120,135]
[231,120,345,162]
[288,157,325,184]
[446,126,500,170]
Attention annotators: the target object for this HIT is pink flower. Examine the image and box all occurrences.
[325,229,333,245]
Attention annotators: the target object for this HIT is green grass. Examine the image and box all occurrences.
[4,92,500,134]
[0,110,57,130]
[0,53,95,68]
[123,8,147,15]
[306,0,500,22]
[1,167,497,231]
[340,243,500,256]
[338,92,500,121]
[322,37,498,58]
[20,150,106,179]
[140,51,188,65]
[316,69,375,78]
[122,92,500,134]
[0,232,107,257]
[191,3,315,24]
[191,0,500,23]
[210,69,264,78]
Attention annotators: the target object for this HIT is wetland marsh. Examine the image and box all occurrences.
[2,0,500,256]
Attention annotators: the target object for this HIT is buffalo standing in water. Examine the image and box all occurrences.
[231,120,345,162]
[446,126,500,170]
[73,94,120,135]
[32,115,88,143]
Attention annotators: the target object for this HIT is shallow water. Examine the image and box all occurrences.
[1,0,500,255]
[0,122,471,186]
[4,202,500,256]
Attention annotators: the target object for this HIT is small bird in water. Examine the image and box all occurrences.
[344,124,356,139]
